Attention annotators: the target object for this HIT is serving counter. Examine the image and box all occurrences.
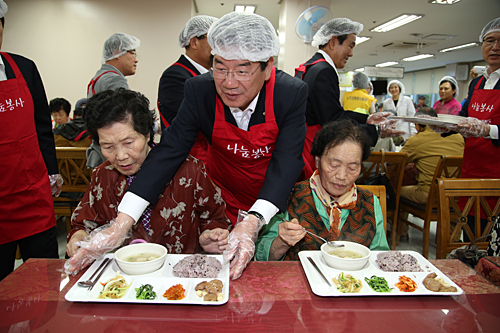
[0,259,499,332]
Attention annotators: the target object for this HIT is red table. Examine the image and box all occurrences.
[0,259,499,332]
[475,257,500,286]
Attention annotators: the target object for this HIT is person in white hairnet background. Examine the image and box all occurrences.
[86,32,141,168]
[295,18,404,179]
[157,15,217,165]
[0,0,61,281]
[66,12,309,279]
[433,76,462,115]
[382,79,416,143]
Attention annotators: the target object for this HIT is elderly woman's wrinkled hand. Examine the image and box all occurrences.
[449,117,491,138]
[278,219,306,247]
[199,228,230,253]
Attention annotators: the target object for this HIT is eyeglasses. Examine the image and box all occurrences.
[482,38,500,47]
[210,66,260,82]
[127,50,137,58]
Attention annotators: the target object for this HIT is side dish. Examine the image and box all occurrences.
[423,273,458,292]
[364,275,392,292]
[135,284,157,300]
[98,273,130,299]
[163,284,186,300]
[395,275,417,292]
[195,279,224,302]
[332,273,363,293]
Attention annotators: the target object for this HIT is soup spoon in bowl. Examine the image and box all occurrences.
[302,228,344,248]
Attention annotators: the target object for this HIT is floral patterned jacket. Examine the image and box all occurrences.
[69,156,231,254]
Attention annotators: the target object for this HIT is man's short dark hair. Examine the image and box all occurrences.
[49,98,71,116]
[415,107,438,128]
[311,119,371,161]
[418,96,426,101]
[319,34,349,49]
[83,88,155,146]
[73,107,84,118]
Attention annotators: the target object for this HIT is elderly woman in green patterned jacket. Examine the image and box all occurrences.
[256,119,389,261]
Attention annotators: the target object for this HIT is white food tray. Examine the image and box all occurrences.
[389,114,464,127]
[299,250,463,297]
[65,253,229,305]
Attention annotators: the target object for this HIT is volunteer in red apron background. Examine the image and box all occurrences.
[0,3,61,281]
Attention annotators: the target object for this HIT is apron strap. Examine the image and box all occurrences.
[294,58,327,79]
[172,62,198,77]
[87,70,121,96]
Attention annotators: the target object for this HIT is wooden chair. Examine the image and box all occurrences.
[357,150,407,250]
[358,185,387,234]
[398,155,463,259]
[53,147,91,232]
[436,178,500,259]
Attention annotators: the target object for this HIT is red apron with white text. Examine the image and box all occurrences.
[0,52,55,244]
[158,62,209,166]
[206,67,279,225]
[462,76,500,218]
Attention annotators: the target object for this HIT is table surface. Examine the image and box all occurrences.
[0,259,499,333]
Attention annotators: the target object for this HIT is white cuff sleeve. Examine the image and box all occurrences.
[118,192,150,223]
[249,199,279,225]
[489,125,499,140]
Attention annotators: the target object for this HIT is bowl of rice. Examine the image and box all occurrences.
[114,243,167,275]
[321,241,370,271]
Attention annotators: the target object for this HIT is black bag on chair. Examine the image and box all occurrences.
[360,149,397,210]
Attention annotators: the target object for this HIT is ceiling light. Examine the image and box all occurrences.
[355,68,365,72]
[429,0,461,4]
[245,6,256,13]
[235,5,244,12]
[234,5,256,13]
[356,37,371,45]
[376,61,399,67]
[370,14,423,33]
[439,42,479,52]
[402,54,434,61]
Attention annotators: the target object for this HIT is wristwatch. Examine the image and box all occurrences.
[248,210,266,226]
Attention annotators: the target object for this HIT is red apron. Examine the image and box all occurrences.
[206,67,279,225]
[294,58,327,180]
[462,76,500,218]
[86,70,120,97]
[158,63,209,166]
[0,52,55,244]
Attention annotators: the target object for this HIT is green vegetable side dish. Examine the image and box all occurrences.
[135,284,157,300]
[364,275,393,292]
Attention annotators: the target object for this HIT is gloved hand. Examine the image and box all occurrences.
[367,112,406,138]
[66,229,88,257]
[223,212,264,280]
[49,174,63,196]
[449,117,491,138]
[64,213,135,275]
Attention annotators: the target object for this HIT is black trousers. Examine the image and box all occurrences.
[0,226,59,281]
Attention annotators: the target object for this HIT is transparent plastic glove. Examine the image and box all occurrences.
[223,211,264,280]
[199,228,230,254]
[367,112,406,138]
[49,174,63,196]
[66,229,88,257]
[64,215,134,276]
[449,117,491,138]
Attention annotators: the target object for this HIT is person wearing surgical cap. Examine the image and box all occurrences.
[157,15,217,165]
[342,72,376,124]
[0,0,61,281]
[66,12,309,280]
[86,32,140,168]
[448,18,500,249]
[433,76,462,115]
[294,18,403,178]
[382,80,416,143]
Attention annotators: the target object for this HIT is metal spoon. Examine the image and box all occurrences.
[302,228,344,248]
[78,257,111,288]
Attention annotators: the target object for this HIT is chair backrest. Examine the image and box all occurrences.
[358,185,387,234]
[436,178,500,259]
[56,147,91,192]
[425,155,463,209]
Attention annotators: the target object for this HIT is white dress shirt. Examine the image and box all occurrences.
[183,54,209,75]
[0,56,7,81]
[482,68,500,139]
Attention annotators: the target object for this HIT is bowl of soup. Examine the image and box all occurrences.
[114,243,167,275]
[320,241,370,271]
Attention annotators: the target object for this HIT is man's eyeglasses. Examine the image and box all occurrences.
[210,66,260,82]
[482,38,500,47]
[127,50,137,58]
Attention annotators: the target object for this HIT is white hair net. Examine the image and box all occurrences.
[208,12,280,62]
[480,17,500,42]
[352,72,370,89]
[387,80,406,95]
[178,15,217,48]
[439,76,459,98]
[312,18,363,48]
[101,33,140,64]
[0,1,7,18]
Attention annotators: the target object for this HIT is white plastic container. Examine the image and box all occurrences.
[321,241,370,271]
[115,243,167,275]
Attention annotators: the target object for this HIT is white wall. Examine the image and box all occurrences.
[3,0,192,112]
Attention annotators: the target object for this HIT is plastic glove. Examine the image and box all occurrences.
[223,211,264,280]
[367,112,406,138]
[199,228,230,254]
[64,214,135,275]
[49,174,63,196]
[449,117,491,138]
[66,229,88,257]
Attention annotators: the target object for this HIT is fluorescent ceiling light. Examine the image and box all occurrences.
[235,5,244,12]
[245,6,256,13]
[402,54,434,61]
[370,14,423,33]
[356,36,371,45]
[376,61,399,67]
[439,42,478,52]
[355,68,365,72]
[429,0,461,4]
[234,5,256,13]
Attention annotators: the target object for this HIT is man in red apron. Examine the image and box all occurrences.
[0,3,62,281]
[157,15,217,165]
[67,12,308,280]
[86,32,141,168]
[449,18,500,244]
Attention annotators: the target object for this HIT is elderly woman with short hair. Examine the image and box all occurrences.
[256,119,389,261]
